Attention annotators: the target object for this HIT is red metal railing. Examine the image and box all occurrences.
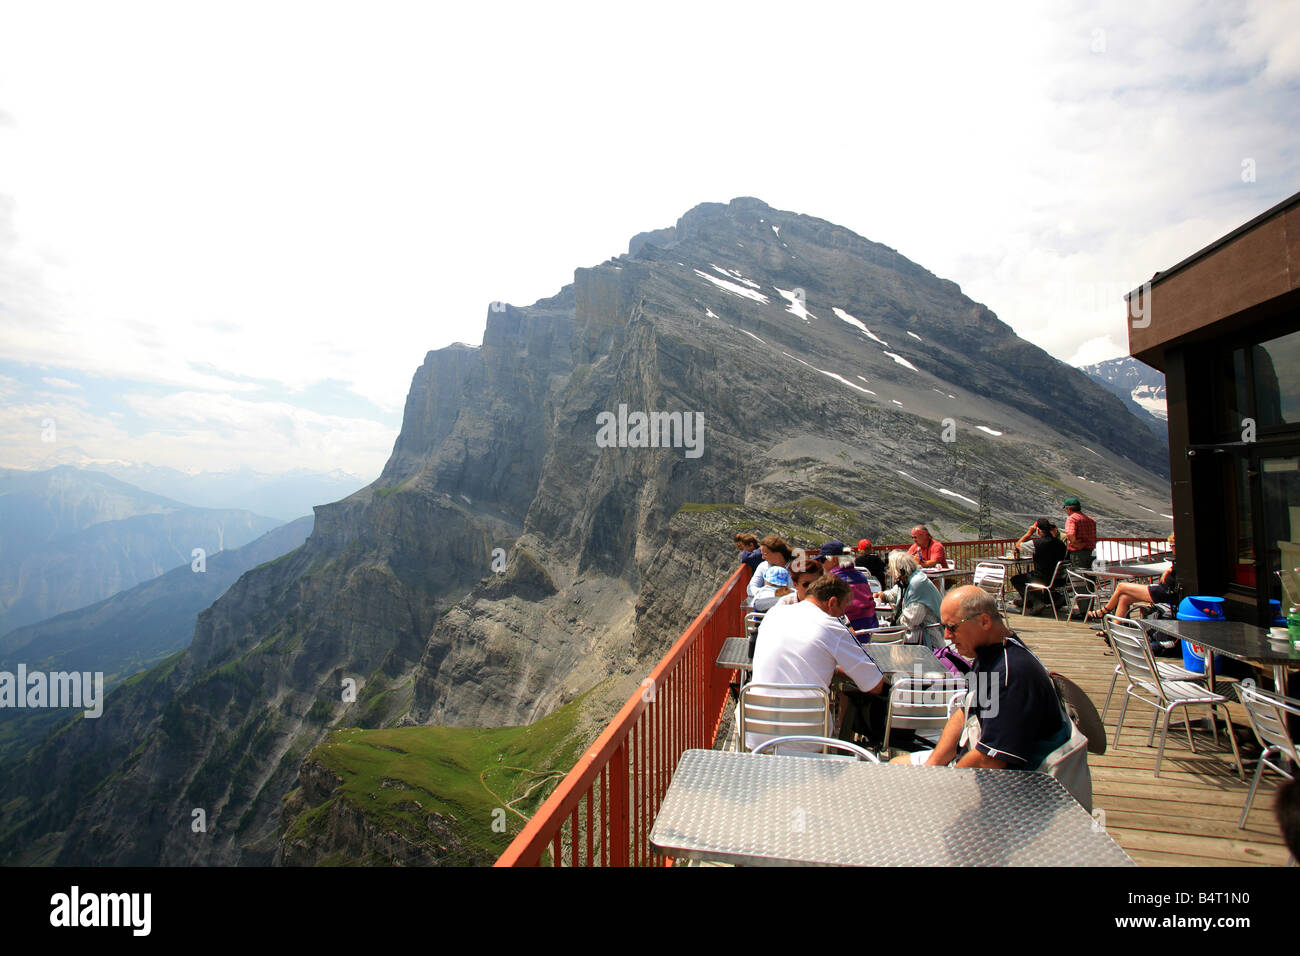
[866,537,1170,569]
[495,564,749,866]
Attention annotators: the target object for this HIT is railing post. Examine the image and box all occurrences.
[610,740,630,867]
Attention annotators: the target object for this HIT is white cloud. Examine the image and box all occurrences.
[40,376,79,389]
[0,1,1294,471]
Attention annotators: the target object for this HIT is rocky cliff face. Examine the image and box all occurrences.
[0,197,1173,865]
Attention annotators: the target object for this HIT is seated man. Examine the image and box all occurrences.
[748,574,884,752]
[815,540,878,631]
[853,538,889,591]
[889,586,1092,809]
[908,525,948,569]
[1009,518,1066,613]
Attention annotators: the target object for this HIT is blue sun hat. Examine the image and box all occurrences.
[765,566,793,588]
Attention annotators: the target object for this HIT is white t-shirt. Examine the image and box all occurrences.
[748,561,771,597]
[746,600,884,751]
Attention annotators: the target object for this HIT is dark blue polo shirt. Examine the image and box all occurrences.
[967,634,1069,769]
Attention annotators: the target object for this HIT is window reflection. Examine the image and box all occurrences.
[1261,457,1300,606]
[1253,330,1300,426]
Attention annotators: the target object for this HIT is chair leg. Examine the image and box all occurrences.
[1183,707,1197,754]
[1221,709,1245,783]
[1239,756,1266,828]
[1154,709,1173,777]
[1208,704,1220,747]
[1100,666,1119,724]
[1115,692,1130,748]
[1147,706,1160,747]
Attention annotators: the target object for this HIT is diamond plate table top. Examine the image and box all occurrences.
[650,750,1134,867]
[716,637,753,669]
[1142,619,1300,664]
[864,643,949,678]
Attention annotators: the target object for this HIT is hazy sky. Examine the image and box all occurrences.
[1,1,1297,479]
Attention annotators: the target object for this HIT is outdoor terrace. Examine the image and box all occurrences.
[496,540,1292,867]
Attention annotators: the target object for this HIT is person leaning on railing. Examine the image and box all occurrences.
[734,532,763,570]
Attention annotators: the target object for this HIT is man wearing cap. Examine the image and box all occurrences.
[815,541,878,631]
[1009,519,1066,613]
[1063,497,1097,571]
[854,539,889,591]
[908,526,948,569]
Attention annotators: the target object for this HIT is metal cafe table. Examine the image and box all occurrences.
[650,749,1134,866]
[715,636,753,671]
[1141,618,1300,694]
[864,643,949,680]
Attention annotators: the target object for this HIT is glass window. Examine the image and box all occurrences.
[1213,347,1250,435]
[1253,329,1300,426]
[1261,456,1300,607]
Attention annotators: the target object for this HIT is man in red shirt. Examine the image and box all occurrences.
[1063,496,1097,570]
[907,525,947,568]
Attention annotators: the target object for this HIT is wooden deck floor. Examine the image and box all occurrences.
[1013,613,1291,867]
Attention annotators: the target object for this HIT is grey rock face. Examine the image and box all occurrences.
[0,197,1173,865]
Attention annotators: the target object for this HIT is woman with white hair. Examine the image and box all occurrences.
[880,550,944,647]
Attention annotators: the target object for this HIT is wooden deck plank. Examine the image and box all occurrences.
[1013,614,1292,868]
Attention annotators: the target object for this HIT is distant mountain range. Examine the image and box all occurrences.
[0,196,1176,866]
[20,451,367,521]
[0,467,283,634]
[1079,356,1167,435]
[0,515,313,763]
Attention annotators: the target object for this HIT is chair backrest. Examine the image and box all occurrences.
[860,624,907,644]
[1066,569,1096,598]
[973,562,1005,586]
[1042,560,1066,588]
[1105,614,1161,692]
[752,736,881,761]
[739,683,831,750]
[883,676,968,741]
[1237,684,1300,762]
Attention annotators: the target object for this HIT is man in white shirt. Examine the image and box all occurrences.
[747,575,884,751]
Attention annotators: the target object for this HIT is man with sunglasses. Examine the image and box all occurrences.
[890,586,1073,773]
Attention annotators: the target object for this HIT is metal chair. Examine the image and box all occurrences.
[1022,560,1067,621]
[1100,653,1202,727]
[1106,615,1244,779]
[857,624,906,644]
[1235,684,1300,828]
[973,562,1006,609]
[1066,569,1100,620]
[738,682,831,753]
[881,675,968,758]
[752,735,880,762]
